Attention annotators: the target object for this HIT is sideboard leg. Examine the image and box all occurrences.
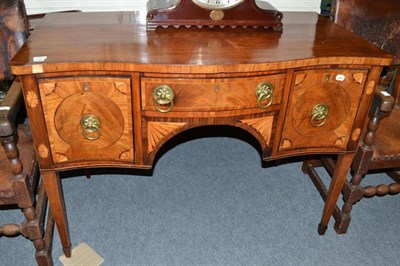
[42,171,71,257]
[318,153,354,235]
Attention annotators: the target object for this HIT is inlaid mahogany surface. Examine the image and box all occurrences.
[38,76,134,164]
[141,74,286,111]
[280,69,367,154]
[11,12,391,75]
[9,11,392,256]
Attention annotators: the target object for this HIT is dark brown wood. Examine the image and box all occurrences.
[9,10,392,251]
[0,1,54,264]
[306,0,400,234]
[388,171,400,183]
[0,0,28,81]
[0,86,54,265]
[331,0,400,64]
[146,0,283,31]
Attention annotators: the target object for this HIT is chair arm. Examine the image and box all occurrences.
[0,77,23,137]
[372,85,395,114]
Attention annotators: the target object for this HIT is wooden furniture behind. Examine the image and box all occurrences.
[10,11,392,257]
[303,0,400,234]
[0,0,54,265]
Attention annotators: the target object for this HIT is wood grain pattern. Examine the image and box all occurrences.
[10,12,392,76]
[308,0,400,235]
[9,11,393,250]
[141,74,286,112]
[147,121,188,154]
[366,80,376,95]
[41,170,71,257]
[37,144,49,159]
[146,0,283,30]
[352,73,364,84]
[351,128,361,142]
[240,116,274,146]
[0,0,28,80]
[279,69,367,153]
[25,91,38,108]
[332,0,400,64]
[38,76,134,164]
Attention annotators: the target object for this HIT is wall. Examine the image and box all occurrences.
[24,0,321,14]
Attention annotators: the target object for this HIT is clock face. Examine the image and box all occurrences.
[192,0,244,10]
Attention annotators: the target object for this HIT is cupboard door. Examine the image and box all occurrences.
[38,76,134,164]
[280,69,368,152]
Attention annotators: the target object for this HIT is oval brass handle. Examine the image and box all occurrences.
[256,82,274,109]
[311,104,329,127]
[153,85,175,113]
[81,115,101,141]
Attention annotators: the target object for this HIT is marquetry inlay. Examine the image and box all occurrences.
[54,153,68,163]
[334,136,346,146]
[281,139,292,149]
[352,73,364,84]
[147,121,187,153]
[114,82,128,94]
[9,11,391,247]
[366,80,376,95]
[26,91,39,108]
[41,82,57,95]
[37,144,49,159]
[119,150,132,160]
[240,116,274,146]
[352,128,362,141]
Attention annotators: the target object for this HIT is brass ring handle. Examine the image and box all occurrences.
[256,82,274,109]
[81,115,101,141]
[153,85,175,113]
[311,104,329,127]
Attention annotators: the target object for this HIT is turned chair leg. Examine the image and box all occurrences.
[20,184,54,266]
[35,210,55,266]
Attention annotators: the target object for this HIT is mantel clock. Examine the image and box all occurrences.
[146,0,283,31]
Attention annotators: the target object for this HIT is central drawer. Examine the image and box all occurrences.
[141,74,286,112]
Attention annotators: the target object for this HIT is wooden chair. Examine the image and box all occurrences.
[0,0,54,264]
[303,0,400,234]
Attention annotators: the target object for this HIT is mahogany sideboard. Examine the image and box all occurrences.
[10,11,392,257]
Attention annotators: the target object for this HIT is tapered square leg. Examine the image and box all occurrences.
[41,171,71,257]
[318,153,354,235]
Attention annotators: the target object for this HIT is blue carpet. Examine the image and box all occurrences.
[1,137,399,265]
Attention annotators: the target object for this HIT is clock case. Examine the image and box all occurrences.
[146,0,283,31]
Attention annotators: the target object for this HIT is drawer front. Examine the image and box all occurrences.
[279,69,368,152]
[38,76,134,164]
[141,74,286,112]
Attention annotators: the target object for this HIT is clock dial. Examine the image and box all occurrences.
[192,0,244,10]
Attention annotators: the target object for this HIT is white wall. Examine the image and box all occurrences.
[24,0,321,15]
